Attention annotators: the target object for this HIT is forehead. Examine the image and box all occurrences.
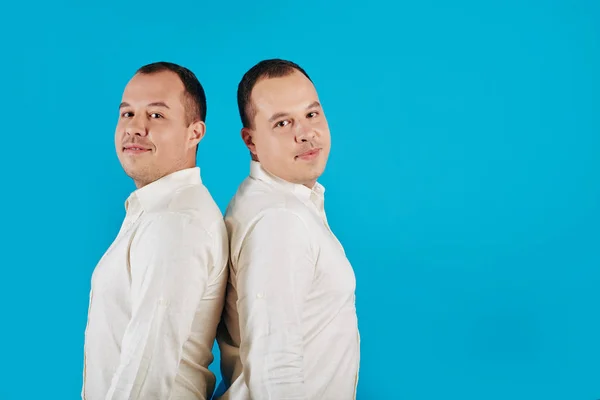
[122,71,184,104]
[251,71,319,114]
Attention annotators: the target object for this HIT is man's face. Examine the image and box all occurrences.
[243,70,331,188]
[115,70,204,188]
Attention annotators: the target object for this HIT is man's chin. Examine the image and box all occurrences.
[122,165,150,183]
[293,170,325,187]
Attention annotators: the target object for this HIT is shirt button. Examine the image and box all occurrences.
[256,292,264,299]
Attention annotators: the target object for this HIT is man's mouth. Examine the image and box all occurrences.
[123,145,151,154]
[296,148,321,160]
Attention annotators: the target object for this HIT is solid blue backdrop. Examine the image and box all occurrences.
[1,0,598,399]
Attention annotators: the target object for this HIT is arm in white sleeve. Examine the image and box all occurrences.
[236,208,316,400]
[104,212,213,400]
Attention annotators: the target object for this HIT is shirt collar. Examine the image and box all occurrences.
[124,167,202,213]
[249,160,325,206]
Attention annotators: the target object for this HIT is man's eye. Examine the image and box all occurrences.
[307,112,318,118]
[121,112,133,118]
[276,120,289,128]
[150,113,163,119]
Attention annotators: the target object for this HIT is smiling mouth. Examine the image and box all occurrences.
[296,148,321,160]
[123,146,151,154]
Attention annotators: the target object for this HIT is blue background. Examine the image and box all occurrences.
[1,0,598,399]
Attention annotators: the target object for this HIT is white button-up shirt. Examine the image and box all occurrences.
[216,161,360,400]
[82,167,229,400]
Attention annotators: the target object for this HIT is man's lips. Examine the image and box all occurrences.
[296,148,321,160]
[123,144,151,154]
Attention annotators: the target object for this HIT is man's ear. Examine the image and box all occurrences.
[241,127,258,160]
[188,120,206,149]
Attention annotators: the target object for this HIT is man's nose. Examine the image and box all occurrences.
[125,115,148,137]
[295,120,316,143]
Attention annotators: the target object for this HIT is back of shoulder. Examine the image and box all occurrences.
[164,183,225,235]
[225,178,307,233]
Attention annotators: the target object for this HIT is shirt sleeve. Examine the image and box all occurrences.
[104,212,214,400]
[236,208,316,400]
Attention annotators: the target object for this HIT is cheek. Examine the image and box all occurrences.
[150,129,186,153]
[318,124,331,141]
[115,121,130,141]
[151,135,169,153]
[254,131,274,152]
[114,129,123,145]
[255,129,294,157]
[317,119,330,132]
[270,133,295,155]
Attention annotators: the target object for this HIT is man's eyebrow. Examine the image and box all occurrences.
[268,102,322,123]
[118,101,170,109]
[147,101,170,109]
[268,111,289,123]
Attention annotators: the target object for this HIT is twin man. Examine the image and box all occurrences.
[82,59,360,400]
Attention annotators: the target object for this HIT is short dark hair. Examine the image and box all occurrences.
[237,59,312,129]
[137,61,207,125]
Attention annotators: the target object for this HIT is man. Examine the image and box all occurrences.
[82,62,228,400]
[216,59,360,399]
